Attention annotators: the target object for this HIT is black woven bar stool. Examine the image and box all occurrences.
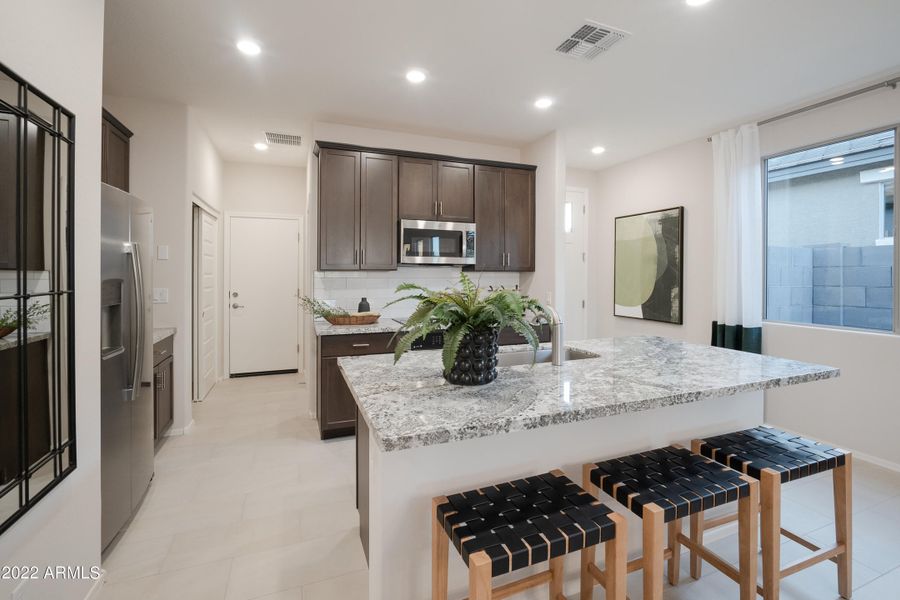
[694,426,852,600]
[584,446,759,600]
[432,469,627,600]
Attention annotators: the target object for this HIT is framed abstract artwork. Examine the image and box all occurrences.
[614,206,684,324]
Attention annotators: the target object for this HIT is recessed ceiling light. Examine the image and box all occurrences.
[254,142,268,151]
[236,39,261,56]
[830,157,845,165]
[591,146,606,155]
[406,69,426,84]
[686,0,712,6]
[534,97,554,110]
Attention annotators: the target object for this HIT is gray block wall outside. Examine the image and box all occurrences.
[768,244,894,331]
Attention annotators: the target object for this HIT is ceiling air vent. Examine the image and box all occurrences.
[264,132,303,146]
[555,21,629,60]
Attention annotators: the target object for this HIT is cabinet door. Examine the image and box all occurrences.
[503,169,535,271]
[437,161,474,222]
[0,117,45,271]
[154,356,174,441]
[319,148,361,270]
[102,118,130,192]
[319,357,357,436]
[0,114,16,269]
[360,153,398,270]
[398,157,437,220]
[473,165,504,271]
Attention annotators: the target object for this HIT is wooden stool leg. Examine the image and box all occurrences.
[469,551,493,600]
[761,469,782,600]
[580,543,595,600]
[581,464,598,600]
[549,556,564,600]
[432,497,449,600]
[689,439,704,580]
[606,512,628,600]
[738,477,760,600]
[668,518,682,586]
[643,504,665,600]
[834,454,853,599]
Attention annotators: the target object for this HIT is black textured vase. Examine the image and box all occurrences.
[445,328,499,386]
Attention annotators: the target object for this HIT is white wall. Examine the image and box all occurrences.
[761,87,900,467]
[587,138,714,343]
[101,96,224,433]
[223,162,306,214]
[0,2,105,599]
[520,131,566,311]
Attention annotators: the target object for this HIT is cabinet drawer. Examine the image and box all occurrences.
[153,336,174,366]
[320,333,397,357]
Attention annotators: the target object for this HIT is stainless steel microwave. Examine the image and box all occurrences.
[400,219,476,265]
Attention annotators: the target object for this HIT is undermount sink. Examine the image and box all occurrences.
[496,347,599,367]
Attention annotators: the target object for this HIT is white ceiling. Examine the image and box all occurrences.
[103,0,900,170]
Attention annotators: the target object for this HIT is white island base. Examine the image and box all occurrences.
[365,390,763,600]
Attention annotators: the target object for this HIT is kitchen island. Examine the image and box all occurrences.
[339,336,839,599]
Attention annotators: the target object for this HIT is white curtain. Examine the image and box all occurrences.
[711,124,763,351]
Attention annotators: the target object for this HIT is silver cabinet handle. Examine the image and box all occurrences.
[501,252,505,267]
[439,201,443,216]
[352,343,370,348]
[355,248,359,264]
[361,248,365,265]
[232,303,244,309]
[433,200,438,216]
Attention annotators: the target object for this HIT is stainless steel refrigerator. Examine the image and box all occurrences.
[100,183,154,550]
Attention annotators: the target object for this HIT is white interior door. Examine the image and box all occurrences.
[564,188,588,339]
[229,215,299,375]
[196,208,218,399]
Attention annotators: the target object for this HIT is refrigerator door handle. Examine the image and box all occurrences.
[128,242,145,401]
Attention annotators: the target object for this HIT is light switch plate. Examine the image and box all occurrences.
[157,245,169,260]
[152,288,169,304]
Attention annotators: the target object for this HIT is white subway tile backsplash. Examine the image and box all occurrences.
[313,266,520,319]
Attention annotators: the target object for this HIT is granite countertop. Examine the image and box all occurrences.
[338,336,840,453]
[0,330,51,352]
[153,327,177,344]
[313,318,403,336]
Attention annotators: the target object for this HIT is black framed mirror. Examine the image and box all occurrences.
[0,62,76,536]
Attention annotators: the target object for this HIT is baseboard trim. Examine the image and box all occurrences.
[83,569,106,600]
[164,419,195,437]
[764,422,900,473]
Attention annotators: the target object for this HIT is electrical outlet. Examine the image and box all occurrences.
[157,245,169,260]
[152,288,169,304]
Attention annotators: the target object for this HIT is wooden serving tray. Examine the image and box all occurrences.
[324,313,380,326]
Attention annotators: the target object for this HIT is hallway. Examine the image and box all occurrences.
[98,375,367,600]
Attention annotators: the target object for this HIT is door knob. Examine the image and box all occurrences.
[232,303,244,309]
[232,291,239,298]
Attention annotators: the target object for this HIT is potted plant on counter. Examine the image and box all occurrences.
[389,273,550,385]
[0,302,51,339]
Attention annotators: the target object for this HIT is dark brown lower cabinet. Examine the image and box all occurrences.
[0,340,51,485]
[317,332,396,439]
[153,336,174,445]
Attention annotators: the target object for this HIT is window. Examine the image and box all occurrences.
[765,129,896,332]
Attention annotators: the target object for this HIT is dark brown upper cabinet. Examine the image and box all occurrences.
[400,158,474,222]
[101,109,132,192]
[398,157,437,221]
[360,153,398,270]
[318,148,398,271]
[436,161,474,222]
[0,116,45,271]
[472,166,535,272]
[319,148,361,270]
[473,165,504,271]
[503,169,535,271]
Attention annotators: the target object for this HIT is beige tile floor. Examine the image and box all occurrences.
[98,374,900,600]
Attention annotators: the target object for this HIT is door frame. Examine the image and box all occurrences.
[564,186,590,338]
[223,211,305,381]
[192,199,220,402]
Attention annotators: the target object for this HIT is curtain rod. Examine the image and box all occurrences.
[706,75,900,142]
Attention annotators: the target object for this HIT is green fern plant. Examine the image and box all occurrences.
[388,273,551,375]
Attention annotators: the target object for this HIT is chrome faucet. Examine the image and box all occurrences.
[545,305,564,366]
